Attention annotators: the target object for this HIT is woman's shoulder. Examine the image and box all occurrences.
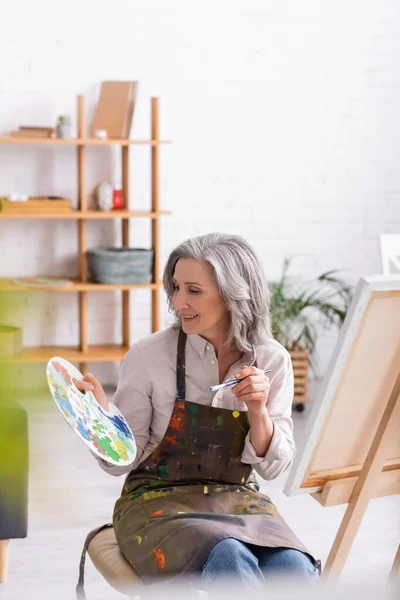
[255,337,292,373]
[119,327,178,387]
[130,326,178,357]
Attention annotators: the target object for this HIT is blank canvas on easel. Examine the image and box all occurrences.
[285,275,400,504]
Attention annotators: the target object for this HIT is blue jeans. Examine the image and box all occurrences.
[202,538,319,588]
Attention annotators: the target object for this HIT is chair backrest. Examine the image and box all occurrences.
[379,234,400,274]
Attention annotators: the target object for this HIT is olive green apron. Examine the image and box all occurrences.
[112,329,321,582]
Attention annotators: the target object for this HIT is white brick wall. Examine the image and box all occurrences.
[1,0,399,386]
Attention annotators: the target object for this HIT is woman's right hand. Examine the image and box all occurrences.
[73,373,109,411]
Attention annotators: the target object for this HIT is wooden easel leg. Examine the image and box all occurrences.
[321,370,400,586]
[389,544,400,583]
[0,540,10,583]
[320,482,373,586]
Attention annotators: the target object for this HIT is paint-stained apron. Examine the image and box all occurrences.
[111,329,321,582]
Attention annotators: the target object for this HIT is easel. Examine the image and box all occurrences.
[311,370,400,585]
[284,276,400,587]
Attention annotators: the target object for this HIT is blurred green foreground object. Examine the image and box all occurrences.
[0,294,29,582]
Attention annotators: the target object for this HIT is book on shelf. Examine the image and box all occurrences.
[92,81,138,138]
[0,197,72,213]
[10,127,56,138]
[20,126,56,132]
[124,83,138,138]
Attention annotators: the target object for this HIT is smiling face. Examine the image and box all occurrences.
[172,258,229,344]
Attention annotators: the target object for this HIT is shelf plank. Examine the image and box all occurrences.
[0,137,171,146]
[2,345,130,364]
[0,209,171,219]
[0,278,160,292]
[0,209,171,220]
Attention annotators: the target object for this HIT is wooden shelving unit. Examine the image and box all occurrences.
[0,95,170,372]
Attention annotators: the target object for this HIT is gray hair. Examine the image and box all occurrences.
[163,232,272,353]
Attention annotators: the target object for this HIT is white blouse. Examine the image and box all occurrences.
[95,326,295,481]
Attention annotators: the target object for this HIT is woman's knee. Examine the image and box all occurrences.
[202,539,262,585]
[203,538,257,573]
[279,549,316,573]
[258,548,319,581]
[207,539,249,563]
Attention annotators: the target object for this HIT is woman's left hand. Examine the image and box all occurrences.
[231,366,270,416]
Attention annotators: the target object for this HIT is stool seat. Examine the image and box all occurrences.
[87,526,141,596]
[86,527,208,599]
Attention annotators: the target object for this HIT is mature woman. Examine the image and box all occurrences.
[77,232,320,589]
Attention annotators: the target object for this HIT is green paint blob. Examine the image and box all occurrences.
[97,435,120,461]
[93,423,107,433]
[158,465,169,478]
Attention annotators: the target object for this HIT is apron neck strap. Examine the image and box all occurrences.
[176,328,187,400]
[176,329,258,400]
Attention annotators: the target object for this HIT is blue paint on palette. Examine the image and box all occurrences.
[97,405,131,438]
[75,416,93,441]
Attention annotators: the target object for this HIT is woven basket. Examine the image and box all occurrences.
[87,247,154,284]
[289,349,309,409]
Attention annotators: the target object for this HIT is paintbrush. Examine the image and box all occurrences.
[210,369,272,392]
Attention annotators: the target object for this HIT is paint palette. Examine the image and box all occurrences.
[46,356,136,466]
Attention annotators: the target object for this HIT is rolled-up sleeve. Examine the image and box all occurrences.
[241,353,295,481]
[94,344,153,477]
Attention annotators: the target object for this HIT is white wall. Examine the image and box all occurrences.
[1,0,399,387]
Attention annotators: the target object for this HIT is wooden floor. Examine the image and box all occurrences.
[2,383,399,599]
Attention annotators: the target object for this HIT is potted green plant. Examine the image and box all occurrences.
[56,115,71,139]
[269,258,353,411]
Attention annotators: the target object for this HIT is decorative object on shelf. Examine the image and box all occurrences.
[95,182,114,211]
[46,356,136,466]
[94,129,108,140]
[12,277,73,287]
[0,325,22,358]
[269,258,353,411]
[87,247,154,284]
[10,126,56,139]
[6,175,29,202]
[111,143,124,209]
[92,81,138,138]
[6,193,29,202]
[0,197,72,214]
[112,187,124,210]
[56,115,71,139]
